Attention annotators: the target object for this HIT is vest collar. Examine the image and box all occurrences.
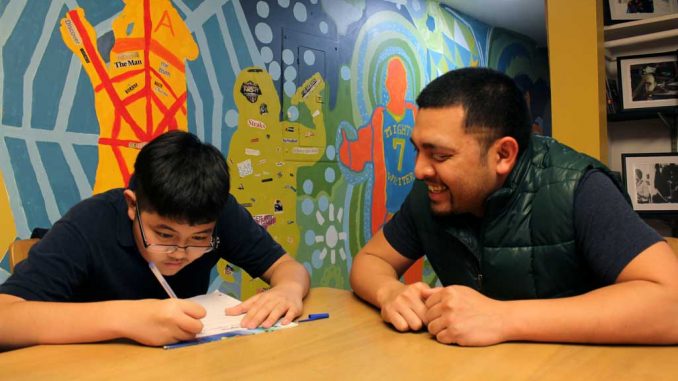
[483,136,536,219]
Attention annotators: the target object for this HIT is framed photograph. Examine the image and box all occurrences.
[622,152,678,213]
[616,52,678,112]
[606,0,678,23]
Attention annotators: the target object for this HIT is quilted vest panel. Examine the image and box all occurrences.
[413,135,624,300]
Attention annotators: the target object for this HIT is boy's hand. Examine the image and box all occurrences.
[225,285,303,329]
[122,299,206,346]
[379,282,439,332]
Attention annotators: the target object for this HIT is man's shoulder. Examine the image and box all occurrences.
[532,135,607,170]
[575,169,626,200]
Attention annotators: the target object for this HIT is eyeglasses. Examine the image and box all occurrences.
[135,203,219,256]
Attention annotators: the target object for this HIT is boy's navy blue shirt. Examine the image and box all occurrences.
[0,189,286,301]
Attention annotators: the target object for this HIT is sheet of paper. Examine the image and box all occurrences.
[188,291,297,338]
[188,291,247,337]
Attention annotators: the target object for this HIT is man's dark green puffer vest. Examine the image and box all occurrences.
[409,135,626,300]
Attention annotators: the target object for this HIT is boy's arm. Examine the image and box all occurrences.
[424,241,678,346]
[350,230,434,332]
[226,254,309,329]
[0,294,206,349]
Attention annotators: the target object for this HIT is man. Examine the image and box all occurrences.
[0,131,309,348]
[350,67,678,346]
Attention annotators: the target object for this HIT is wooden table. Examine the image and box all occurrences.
[1,287,676,380]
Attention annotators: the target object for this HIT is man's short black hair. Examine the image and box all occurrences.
[415,67,532,152]
[131,130,230,225]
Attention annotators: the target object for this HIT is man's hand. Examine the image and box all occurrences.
[225,285,303,329]
[423,285,507,346]
[379,282,438,332]
[121,299,206,346]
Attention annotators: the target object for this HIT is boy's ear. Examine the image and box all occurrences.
[123,190,137,221]
[494,137,519,176]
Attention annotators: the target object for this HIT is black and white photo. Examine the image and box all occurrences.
[617,52,678,112]
[606,0,678,22]
[622,152,678,213]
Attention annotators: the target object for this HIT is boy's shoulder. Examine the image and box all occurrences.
[61,188,127,229]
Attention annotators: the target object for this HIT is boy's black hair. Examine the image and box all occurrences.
[130,130,230,225]
[415,67,532,153]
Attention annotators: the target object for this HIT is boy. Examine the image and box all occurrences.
[0,131,309,348]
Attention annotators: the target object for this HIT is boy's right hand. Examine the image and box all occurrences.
[121,299,206,346]
[378,282,440,332]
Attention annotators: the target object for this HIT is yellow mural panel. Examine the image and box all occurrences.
[0,172,17,263]
[226,68,326,298]
[59,0,198,193]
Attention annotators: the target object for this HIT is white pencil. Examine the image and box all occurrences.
[149,262,178,298]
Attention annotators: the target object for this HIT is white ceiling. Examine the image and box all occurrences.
[442,0,547,47]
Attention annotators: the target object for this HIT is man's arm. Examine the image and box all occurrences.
[226,253,309,329]
[0,294,206,349]
[424,241,678,346]
[350,230,435,331]
[506,240,678,343]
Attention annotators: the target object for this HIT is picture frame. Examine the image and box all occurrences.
[622,152,678,214]
[605,0,678,23]
[605,77,620,114]
[616,52,678,112]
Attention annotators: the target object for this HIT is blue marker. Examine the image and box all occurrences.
[297,313,330,323]
[163,330,254,350]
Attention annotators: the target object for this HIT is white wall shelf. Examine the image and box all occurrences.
[603,14,677,235]
[604,14,678,59]
[604,14,678,40]
[604,13,677,159]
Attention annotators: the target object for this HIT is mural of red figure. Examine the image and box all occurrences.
[339,57,423,283]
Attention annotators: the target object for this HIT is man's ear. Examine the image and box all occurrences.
[123,189,137,222]
[494,137,519,176]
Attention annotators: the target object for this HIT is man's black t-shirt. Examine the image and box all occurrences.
[384,170,662,286]
[0,189,285,301]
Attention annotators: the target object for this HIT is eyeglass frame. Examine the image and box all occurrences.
[135,203,220,255]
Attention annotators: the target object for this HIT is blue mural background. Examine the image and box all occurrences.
[0,0,550,294]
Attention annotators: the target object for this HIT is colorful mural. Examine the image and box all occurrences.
[0,170,16,283]
[0,0,550,298]
[60,0,198,193]
[222,67,327,297]
[338,56,423,283]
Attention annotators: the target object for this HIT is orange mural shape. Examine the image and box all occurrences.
[60,0,198,194]
[339,57,423,283]
[339,58,417,233]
